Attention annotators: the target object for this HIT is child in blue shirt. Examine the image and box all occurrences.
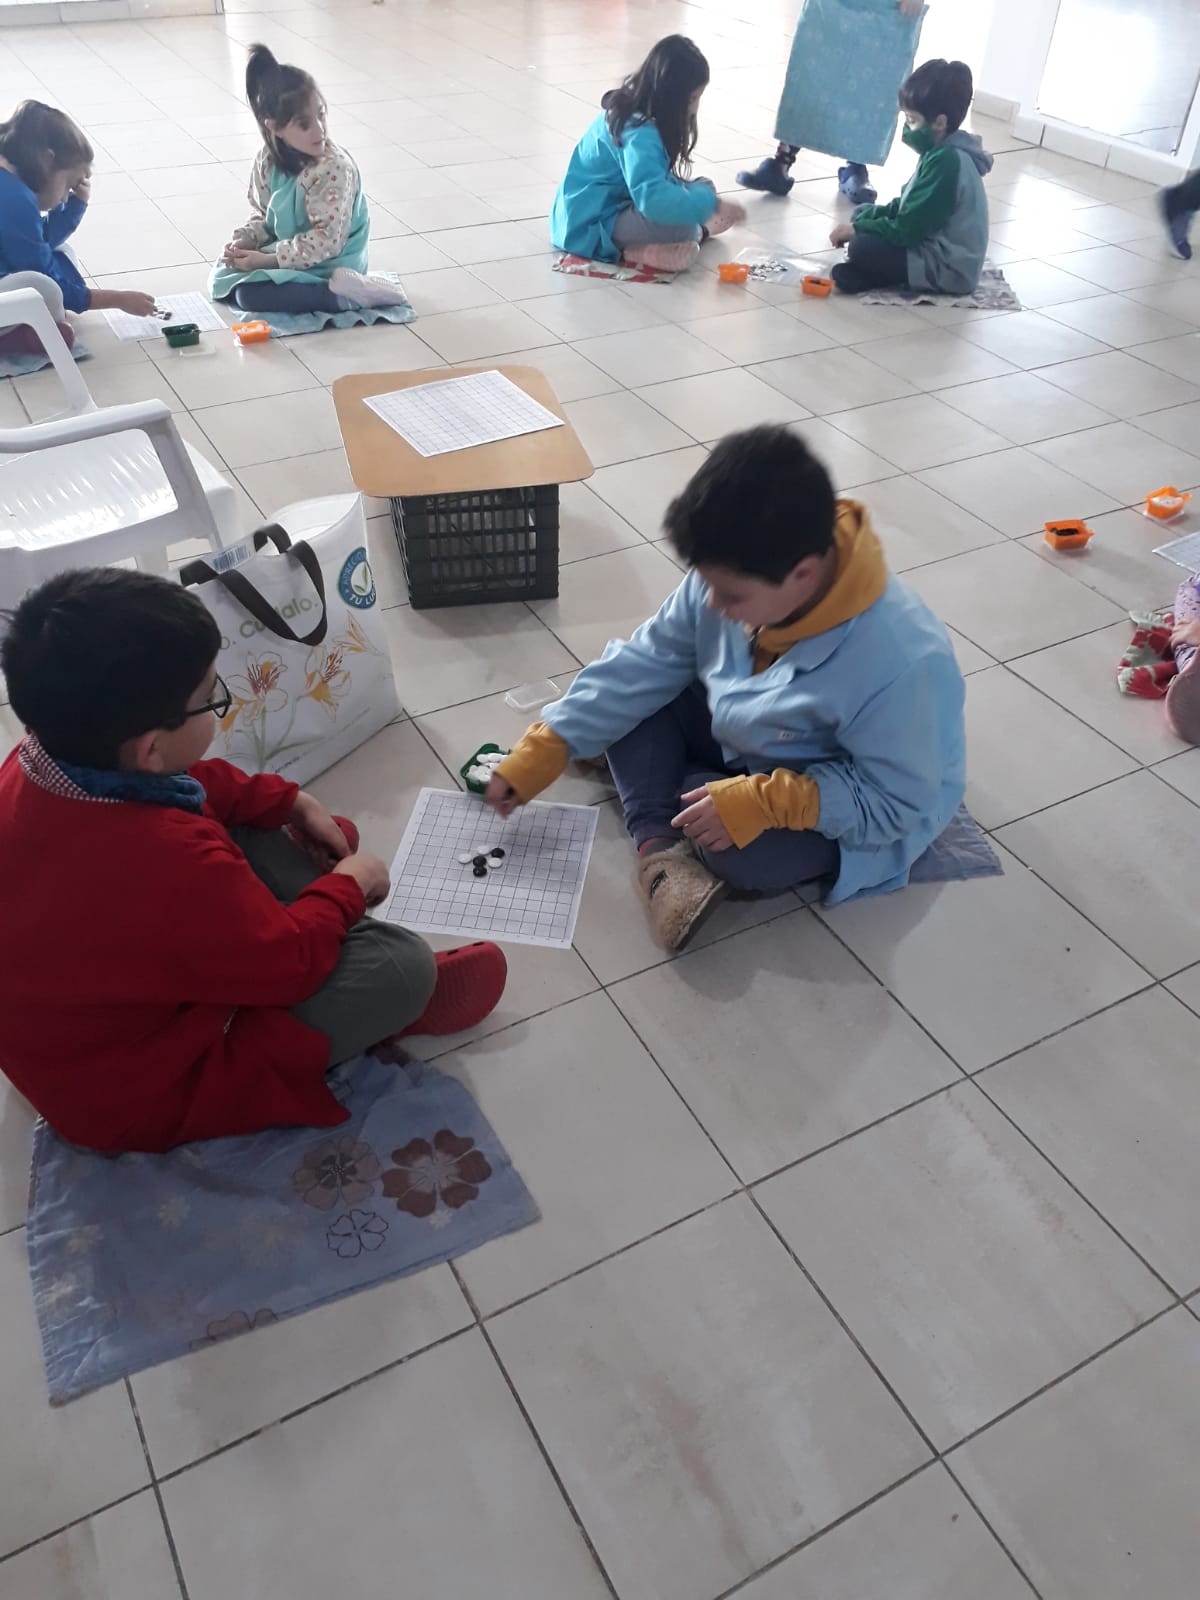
[211,45,404,317]
[487,427,965,952]
[551,34,744,274]
[0,101,156,353]
[828,59,991,295]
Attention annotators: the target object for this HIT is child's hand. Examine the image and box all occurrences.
[485,773,520,818]
[333,852,390,908]
[829,222,855,247]
[71,173,91,204]
[227,247,276,270]
[290,791,351,868]
[672,788,732,852]
[112,290,158,318]
[1171,618,1200,650]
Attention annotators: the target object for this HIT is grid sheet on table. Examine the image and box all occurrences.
[381,787,598,949]
[363,370,565,457]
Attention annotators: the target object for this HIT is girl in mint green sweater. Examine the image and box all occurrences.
[830,59,992,296]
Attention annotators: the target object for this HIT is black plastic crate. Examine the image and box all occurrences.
[390,484,560,609]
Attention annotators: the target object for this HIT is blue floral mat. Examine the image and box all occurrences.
[910,806,1003,884]
[26,1055,536,1404]
[0,336,89,380]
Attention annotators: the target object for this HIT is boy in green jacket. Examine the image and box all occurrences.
[829,58,991,296]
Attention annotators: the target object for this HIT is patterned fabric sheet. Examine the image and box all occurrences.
[27,1054,537,1404]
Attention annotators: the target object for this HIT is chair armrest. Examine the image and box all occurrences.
[0,400,221,546]
[0,287,95,417]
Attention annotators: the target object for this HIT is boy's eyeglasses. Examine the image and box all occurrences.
[180,675,232,723]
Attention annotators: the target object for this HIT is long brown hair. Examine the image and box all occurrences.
[0,101,92,203]
[603,35,709,177]
[245,43,323,175]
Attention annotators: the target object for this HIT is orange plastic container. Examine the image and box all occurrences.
[801,274,834,297]
[1043,519,1094,551]
[231,320,271,345]
[718,262,749,283]
[1144,485,1191,520]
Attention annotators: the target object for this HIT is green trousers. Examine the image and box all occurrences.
[231,826,437,1064]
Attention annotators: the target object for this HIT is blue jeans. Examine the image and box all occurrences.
[605,683,840,894]
[232,281,348,314]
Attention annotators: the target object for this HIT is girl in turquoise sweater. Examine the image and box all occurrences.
[211,45,404,317]
[551,36,743,274]
[829,59,992,295]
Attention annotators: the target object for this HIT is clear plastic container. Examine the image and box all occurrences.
[504,679,560,713]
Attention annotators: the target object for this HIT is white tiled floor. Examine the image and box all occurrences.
[2,1,1200,1596]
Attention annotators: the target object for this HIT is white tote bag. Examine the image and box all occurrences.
[181,494,400,786]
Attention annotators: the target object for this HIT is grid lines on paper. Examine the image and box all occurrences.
[383,789,596,949]
[364,371,563,457]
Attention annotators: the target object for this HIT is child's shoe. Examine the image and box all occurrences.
[622,240,701,273]
[1158,187,1193,260]
[837,163,877,204]
[1166,655,1200,742]
[736,156,794,196]
[328,268,408,308]
[637,842,728,952]
[398,942,508,1038]
[705,199,746,236]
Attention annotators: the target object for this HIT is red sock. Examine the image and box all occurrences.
[638,836,678,856]
[400,942,508,1037]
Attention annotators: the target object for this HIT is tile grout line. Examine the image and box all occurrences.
[448,1260,623,1600]
[124,1378,192,1600]
[0,1487,148,1572]
[969,1067,1183,1298]
[714,1459,1044,1600]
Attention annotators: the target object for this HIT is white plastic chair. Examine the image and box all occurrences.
[0,288,243,608]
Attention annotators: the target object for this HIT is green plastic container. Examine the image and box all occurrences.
[162,322,200,348]
[459,743,509,795]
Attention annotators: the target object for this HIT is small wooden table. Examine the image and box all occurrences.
[332,366,593,609]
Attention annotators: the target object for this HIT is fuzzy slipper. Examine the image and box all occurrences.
[637,842,728,952]
[621,240,701,274]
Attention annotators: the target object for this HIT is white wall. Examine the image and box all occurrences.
[977,0,1060,108]
[977,0,1199,180]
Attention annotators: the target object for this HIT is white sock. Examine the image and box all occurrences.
[327,268,408,309]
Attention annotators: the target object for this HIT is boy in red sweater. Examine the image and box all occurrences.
[0,566,507,1153]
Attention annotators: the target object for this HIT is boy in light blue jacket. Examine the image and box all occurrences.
[551,35,743,274]
[488,428,965,952]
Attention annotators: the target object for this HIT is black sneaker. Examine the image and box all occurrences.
[1159,187,1193,260]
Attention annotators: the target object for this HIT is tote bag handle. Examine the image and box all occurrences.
[181,524,329,647]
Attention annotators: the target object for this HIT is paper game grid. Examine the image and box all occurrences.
[381,787,597,950]
[363,370,565,457]
[102,291,230,341]
[1154,529,1200,570]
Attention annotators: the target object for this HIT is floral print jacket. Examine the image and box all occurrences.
[232,142,362,270]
